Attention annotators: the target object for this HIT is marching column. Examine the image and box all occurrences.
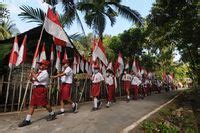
[105,69,115,108]
[51,59,78,114]
[90,64,104,111]
[18,60,56,127]
[122,69,132,102]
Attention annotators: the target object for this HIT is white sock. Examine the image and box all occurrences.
[60,108,65,112]
[127,96,130,99]
[49,111,55,115]
[25,114,31,121]
[94,98,98,108]
[72,103,75,107]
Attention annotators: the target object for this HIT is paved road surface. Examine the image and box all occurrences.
[0,90,179,133]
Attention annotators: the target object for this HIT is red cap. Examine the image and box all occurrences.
[94,63,99,69]
[37,60,50,66]
[62,59,69,64]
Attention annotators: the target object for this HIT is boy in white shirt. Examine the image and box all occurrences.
[105,69,115,108]
[90,64,104,111]
[122,69,132,102]
[131,72,141,100]
[51,59,78,114]
[18,60,56,127]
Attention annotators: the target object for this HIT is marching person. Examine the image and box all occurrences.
[122,69,132,102]
[51,59,78,114]
[131,72,142,100]
[90,63,104,111]
[105,69,115,108]
[18,60,56,127]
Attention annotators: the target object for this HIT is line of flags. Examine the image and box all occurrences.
[8,34,153,77]
[8,7,166,80]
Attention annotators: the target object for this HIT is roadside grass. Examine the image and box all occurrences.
[134,88,200,133]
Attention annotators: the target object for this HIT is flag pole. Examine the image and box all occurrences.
[49,61,53,102]
[20,25,45,111]
[4,67,12,112]
[17,64,24,111]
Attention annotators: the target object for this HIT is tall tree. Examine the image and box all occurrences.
[77,0,143,40]
[147,0,200,85]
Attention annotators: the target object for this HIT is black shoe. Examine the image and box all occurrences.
[18,120,31,127]
[72,103,78,113]
[127,98,130,103]
[46,113,56,121]
[91,107,98,111]
[97,101,102,109]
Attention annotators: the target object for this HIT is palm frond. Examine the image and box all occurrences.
[93,13,106,37]
[69,33,83,41]
[75,11,86,36]
[108,2,144,26]
[18,5,45,24]
[104,5,117,26]
[77,2,96,12]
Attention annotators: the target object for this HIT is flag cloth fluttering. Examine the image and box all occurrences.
[16,35,27,66]
[32,44,39,69]
[92,39,108,66]
[55,50,61,71]
[9,36,19,69]
[115,52,124,76]
[50,44,54,63]
[132,59,138,74]
[80,56,85,72]
[39,43,47,62]
[43,8,73,48]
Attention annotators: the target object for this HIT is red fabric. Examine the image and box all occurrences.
[9,37,18,66]
[60,83,71,101]
[107,85,115,101]
[30,86,48,107]
[47,8,66,46]
[132,85,139,100]
[123,81,131,90]
[91,83,100,97]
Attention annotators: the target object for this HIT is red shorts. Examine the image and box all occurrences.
[91,83,100,97]
[123,81,131,90]
[60,83,71,101]
[30,86,48,107]
[107,85,115,101]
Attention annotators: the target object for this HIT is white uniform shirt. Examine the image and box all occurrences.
[122,73,132,81]
[61,66,73,84]
[92,72,104,83]
[131,75,141,86]
[144,79,149,85]
[33,70,49,86]
[105,75,114,86]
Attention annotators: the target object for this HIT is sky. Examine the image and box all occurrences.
[1,0,155,36]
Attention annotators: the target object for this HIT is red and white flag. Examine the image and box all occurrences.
[80,56,85,72]
[132,59,138,74]
[55,50,61,71]
[50,44,54,63]
[63,50,68,60]
[76,55,80,74]
[39,43,46,62]
[73,54,77,74]
[32,44,39,69]
[9,36,19,69]
[16,35,27,66]
[125,60,129,70]
[85,61,89,74]
[107,62,113,70]
[92,39,108,66]
[115,52,124,76]
[43,8,73,48]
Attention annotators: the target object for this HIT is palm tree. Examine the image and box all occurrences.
[0,3,16,40]
[76,0,143,40]
[18,5,83,40]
